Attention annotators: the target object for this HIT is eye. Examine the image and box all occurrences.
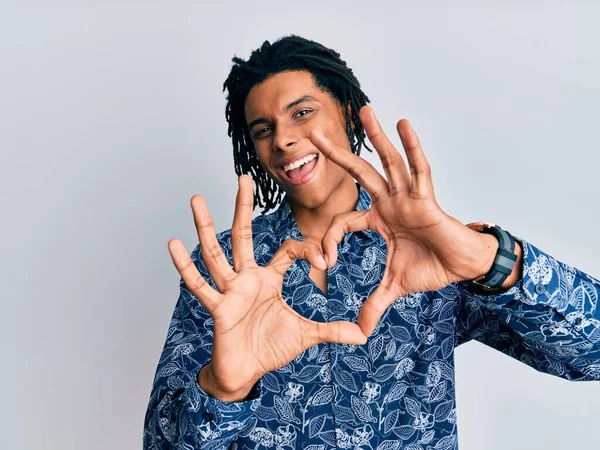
[294,108,313,118]
[254,126,271,139]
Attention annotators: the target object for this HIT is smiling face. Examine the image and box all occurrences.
[244,70,356,210]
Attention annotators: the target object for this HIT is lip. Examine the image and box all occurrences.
[278,152,320,187]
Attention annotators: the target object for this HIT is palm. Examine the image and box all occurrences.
[168,175,367,396]
[209,268,317,386]
[311,106,491,336]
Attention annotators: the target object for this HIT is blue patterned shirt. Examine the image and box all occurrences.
[144,185,600,450]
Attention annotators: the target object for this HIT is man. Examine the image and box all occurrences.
[144,35,600,450]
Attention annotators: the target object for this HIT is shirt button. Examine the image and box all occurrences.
[202,411,214,422]
[535,283,545,295]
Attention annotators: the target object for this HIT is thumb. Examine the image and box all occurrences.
[309,320,368,347]
[357,278,401,337]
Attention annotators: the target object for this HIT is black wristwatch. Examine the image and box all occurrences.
[465,222,518,290]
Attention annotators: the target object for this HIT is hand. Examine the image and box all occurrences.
[167,175,368,401]
[310,106,493,336]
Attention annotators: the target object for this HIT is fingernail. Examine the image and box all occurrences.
[318,254,326,268]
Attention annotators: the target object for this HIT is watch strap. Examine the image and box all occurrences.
[466,222,518,289]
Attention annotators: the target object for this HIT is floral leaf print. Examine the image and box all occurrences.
[239,417,258,437]
[255,406,279,422]
[361,265,381,286]
[376,440,401,450]
[303,445,326,450]
[427,381,446,403]
[342,355,370,372]
[394,342,415,360]
[432,321,454,335]
[293,284,313,306]
[385,339,397,359]
[389,325,411,341]
[404,396,421,418]
[336,273,354,296]
[306,345,319,362]
[399,309,419,325]
[351,395,377,423]
[405,444,424,450]
[156,362,180,378]
[317,430,337,446]
[440,336,454,359]
[432,435,456,450]
[333,404,358,424]
[433,401,453,422]
[383,410,399,434]
[347,263,364,278]
[419,345,440,361]
[317,346,330,364]
[333,366,358,392]
[392,425,416,441]
[262,372,281,393]
[371,364,397,382]
[386,380,409,403]
[419,430,435,445]
[274,396,300,424]
[310,386,333,406]
[292,365,322,383]
[369,334,385,360]
[308,414,327,438]
[437,301,455,321]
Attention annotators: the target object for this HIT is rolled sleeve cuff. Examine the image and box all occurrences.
[172,364,262,428]
[459,235,597,331]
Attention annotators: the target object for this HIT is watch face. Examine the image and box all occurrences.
[466,221,497,232]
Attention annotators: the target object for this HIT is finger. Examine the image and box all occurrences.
[267,240,326,276]
[310,129,388,201]
[357,273,401,337]
[231,175,256,271]
[360,106,411,194]
[321,210,370,267]
[168,238,222,312]
[308,319,368,346]
[191,195,235,290]
[397,119,435,199]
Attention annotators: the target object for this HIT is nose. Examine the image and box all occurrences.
[271,123,299,152]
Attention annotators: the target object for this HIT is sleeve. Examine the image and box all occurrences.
[454,235,600,381]
[143,244,263,449]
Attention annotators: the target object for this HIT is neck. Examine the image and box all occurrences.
[288,175,359,245]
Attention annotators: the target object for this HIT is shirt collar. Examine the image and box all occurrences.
[271,183,377,246]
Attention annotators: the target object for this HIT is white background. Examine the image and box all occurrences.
[1,1,599,449]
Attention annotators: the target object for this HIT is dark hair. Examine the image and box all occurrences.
[222,34,371,214]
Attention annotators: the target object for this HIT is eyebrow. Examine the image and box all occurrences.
[247,95,317,132]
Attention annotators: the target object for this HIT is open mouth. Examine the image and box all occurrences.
[281,153,319,185]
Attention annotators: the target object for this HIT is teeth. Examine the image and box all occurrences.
[283,154,317,172]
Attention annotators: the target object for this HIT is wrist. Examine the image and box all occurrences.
[197,362,256,403]
[475,233,500,280]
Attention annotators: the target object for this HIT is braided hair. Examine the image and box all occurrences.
[223,35,371,214]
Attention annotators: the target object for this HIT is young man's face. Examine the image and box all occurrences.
[244,70,354,209]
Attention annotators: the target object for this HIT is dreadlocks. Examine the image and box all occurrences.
[222,35,371,214]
